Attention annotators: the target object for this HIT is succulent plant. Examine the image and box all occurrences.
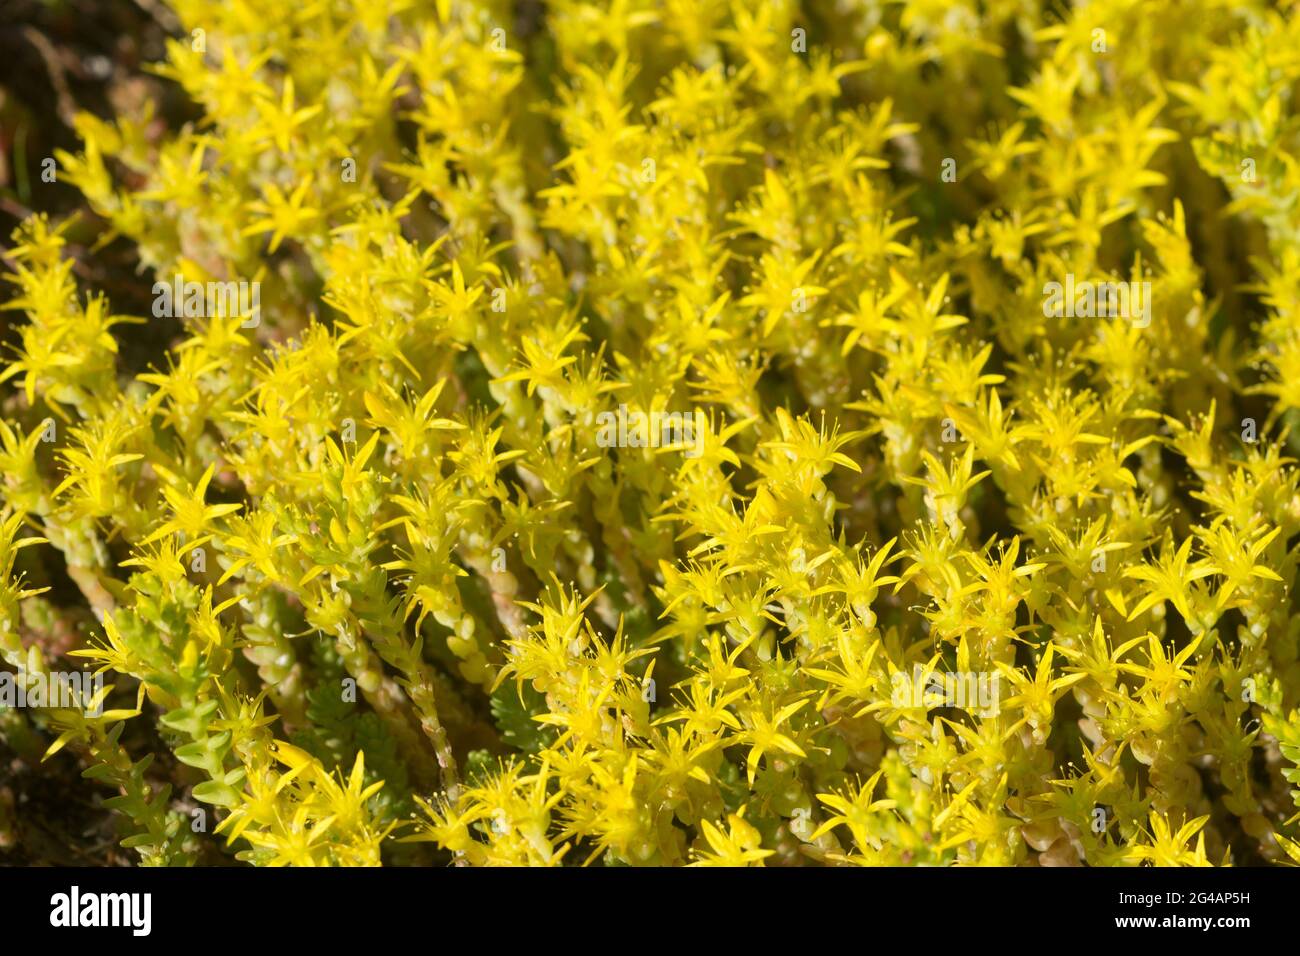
[3,0,1300,867]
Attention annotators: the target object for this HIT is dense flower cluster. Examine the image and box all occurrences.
[3,0,1300,866]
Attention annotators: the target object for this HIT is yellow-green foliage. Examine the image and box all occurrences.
[4,0,1300,866]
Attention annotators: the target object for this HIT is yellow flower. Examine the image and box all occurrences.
[689,806,773,867]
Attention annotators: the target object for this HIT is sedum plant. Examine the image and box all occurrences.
[2,0,1300,867]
